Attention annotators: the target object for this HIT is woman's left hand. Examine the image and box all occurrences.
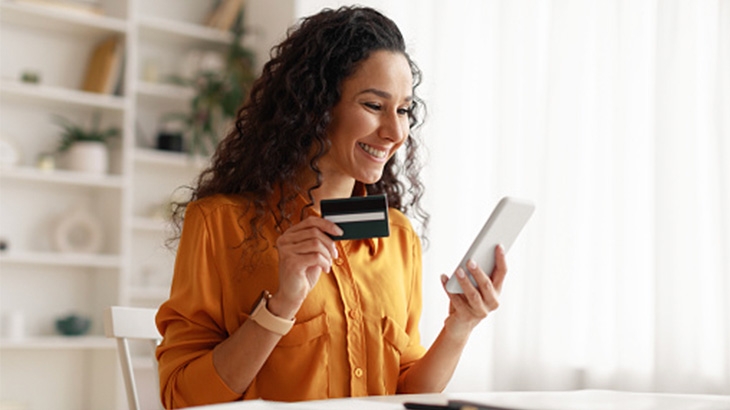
[439,245,507,338]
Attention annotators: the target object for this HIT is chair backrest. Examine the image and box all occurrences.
[104,306,163,410]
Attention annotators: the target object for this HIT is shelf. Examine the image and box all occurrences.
[0,336,115,350]
[136,81,195,101]
[131,217,168,232]
[0,251,121,268]
[0,166,125,189]
[0,1,128,36]
[137,15,233,46]
[129,286,169,301]
[134,148,208,169]
[0,80,127,111]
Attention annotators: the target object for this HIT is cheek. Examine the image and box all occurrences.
[395,139,407,155]
[331,107,367,132]
[349,113,378,135]
[400,117,410,138]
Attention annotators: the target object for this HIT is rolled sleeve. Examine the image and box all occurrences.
[155,203,241,408]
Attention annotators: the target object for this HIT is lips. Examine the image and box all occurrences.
[358,142,387,159]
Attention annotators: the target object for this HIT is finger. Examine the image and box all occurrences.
[467,260,500,312]
[491,244,508,291]
[438,275,458,314]
[277,233,335,272]
[282,249,331,271]
[454,267,483,306]
[447,291,471,313]
[483,288,501,312]
[279,227,338,259]
[279,218,341,251]
[281,224,333,245]
[279,234,332,254]
[465,258,492,299]
[440,273,463,299]
[296,252,333,276]
[298,215,344,237]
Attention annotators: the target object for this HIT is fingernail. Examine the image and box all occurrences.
[335,226,344,236]
[456,268,466,278]
[467,259,477,269]
[333,246,339,259]
[440,274,448,283]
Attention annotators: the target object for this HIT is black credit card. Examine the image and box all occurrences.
[320,195,389,241]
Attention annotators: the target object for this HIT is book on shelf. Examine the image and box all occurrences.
[205,0,244,32]
[81,35,124,95]
[11,0,105,16]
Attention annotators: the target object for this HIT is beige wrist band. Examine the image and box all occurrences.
[249,290,295,336]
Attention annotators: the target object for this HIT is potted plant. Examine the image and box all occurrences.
[166,11,256,156]
[54,111,119,175]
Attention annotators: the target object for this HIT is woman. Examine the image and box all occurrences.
[155,6,506,408]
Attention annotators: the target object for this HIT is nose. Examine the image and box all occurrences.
[378,111,408,143]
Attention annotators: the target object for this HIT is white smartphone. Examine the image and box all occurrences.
[445,196,535,294]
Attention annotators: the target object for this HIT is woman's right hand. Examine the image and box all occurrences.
[271,216,343,318]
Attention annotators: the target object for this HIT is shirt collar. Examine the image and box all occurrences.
[350,182,379,254]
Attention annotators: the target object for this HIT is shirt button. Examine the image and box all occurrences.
[354,367,364,378]
[348,310,358,319]
[335,257,344,265]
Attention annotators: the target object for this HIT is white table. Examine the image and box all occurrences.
[188,389,730,410]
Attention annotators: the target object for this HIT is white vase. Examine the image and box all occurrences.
[65,141,108,175]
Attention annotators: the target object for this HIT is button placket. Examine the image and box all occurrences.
[331,244,368,395]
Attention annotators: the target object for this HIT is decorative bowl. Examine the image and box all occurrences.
[55,314,91,336]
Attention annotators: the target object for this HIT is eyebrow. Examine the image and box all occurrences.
[357,88,413,103]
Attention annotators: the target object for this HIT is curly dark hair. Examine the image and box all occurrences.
[170,5,428,247]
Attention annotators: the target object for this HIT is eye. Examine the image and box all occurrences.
[397,107,411,116]
[364,102,382,111]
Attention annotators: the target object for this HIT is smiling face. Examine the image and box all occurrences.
[319,50,414,188]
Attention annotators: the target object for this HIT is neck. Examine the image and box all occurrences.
[298,170,356,213]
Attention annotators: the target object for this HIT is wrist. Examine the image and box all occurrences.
[267,292,301,320]
[442,316,477,341]
[249,291,296,336]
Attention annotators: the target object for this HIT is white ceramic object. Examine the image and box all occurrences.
[54,207,104,254]
[65,141,108,174]
[2,310,26,341]
[0,138,21,168]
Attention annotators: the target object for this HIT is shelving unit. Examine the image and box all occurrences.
[0,0,296,409]
[0,80,127,110]
[0,1,128,33]
[0,165,125,187]
[0,251,122,268]
[0,335,115,350]
[137,15,234,45]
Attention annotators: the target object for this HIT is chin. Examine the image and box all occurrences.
[357,173,384,185]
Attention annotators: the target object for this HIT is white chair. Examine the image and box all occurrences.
[104,306,163,410]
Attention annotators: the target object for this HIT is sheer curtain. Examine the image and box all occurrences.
[402,0,730,395]
[294,0,730,395]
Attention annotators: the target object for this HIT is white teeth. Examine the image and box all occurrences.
[358,142,387,158]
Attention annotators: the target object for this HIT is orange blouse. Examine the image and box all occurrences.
[155,192,426,408]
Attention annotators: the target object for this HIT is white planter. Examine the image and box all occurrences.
[65,141,109,175]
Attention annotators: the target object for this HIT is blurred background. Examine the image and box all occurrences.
[0,0,728,409]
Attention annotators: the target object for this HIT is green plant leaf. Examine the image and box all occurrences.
[53,112,120,152]
[163,6,255,157]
